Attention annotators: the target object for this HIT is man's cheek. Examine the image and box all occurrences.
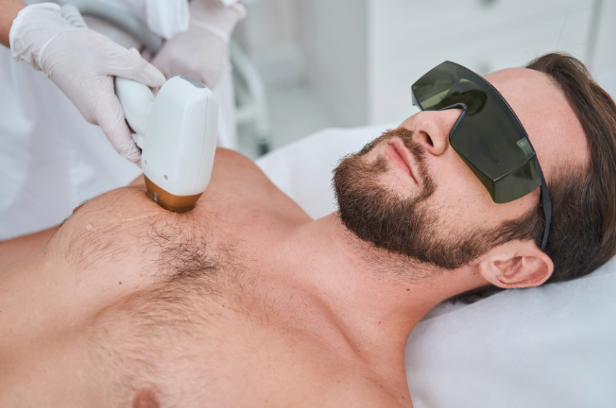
[434,169,490,216]
[446,155,490,199]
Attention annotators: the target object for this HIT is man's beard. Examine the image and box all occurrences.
[333,127,497,270]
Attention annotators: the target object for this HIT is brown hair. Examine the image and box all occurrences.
[451,52,616,303]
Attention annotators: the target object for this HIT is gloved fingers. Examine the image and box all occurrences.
[104,47,166,88]
[190,61,226,89]
[191,53,228,89]
[150,30,227,89]
[115,136,143,166]
[150,43,179,79]
[96,91,142,166]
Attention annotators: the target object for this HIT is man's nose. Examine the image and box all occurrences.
[411,109,464,156]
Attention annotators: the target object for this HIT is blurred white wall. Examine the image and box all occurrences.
[592,0,616,94]
[234,0,304,84]
[366,0,611,124]
[236,0,616,128]
[298,0,369,127]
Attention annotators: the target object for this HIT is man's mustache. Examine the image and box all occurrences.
[359,127,430,183]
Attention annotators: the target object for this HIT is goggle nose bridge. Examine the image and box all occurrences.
[439,103,468,142]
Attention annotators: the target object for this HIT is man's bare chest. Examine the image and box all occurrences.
[80,262,371,408]
[3,177,408,406]
[83,266,263,406]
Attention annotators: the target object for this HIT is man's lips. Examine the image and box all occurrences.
[384,139,417,183]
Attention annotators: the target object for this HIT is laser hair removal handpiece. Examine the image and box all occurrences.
[115,76,219,212]
[60,5,218,212]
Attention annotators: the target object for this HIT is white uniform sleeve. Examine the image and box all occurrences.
[144,0,190,39]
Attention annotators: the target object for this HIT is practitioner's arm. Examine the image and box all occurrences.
[0,225,60,268]
[0,0,26,47]
[5,1,165,164]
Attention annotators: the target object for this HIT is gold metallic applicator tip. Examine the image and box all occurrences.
[144,176,202,213]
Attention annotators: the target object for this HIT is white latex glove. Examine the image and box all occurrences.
[9,3,166,165]
[151,0,246,89]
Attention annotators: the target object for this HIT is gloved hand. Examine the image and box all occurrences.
[151,0,246,90]
[9,3,166,165]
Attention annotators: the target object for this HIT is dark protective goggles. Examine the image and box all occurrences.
[411,61,552,251]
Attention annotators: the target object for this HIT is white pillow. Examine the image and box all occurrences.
[257,125,616,407]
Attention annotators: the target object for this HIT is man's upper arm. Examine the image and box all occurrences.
[0,225,60,268]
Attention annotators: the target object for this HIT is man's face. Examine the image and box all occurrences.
[333,67,589,270]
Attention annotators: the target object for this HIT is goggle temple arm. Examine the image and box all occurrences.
[538,168,552,251]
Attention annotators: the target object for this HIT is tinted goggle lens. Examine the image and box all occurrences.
[411,61,541,204]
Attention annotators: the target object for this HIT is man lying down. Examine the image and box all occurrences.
[2,53,616,407]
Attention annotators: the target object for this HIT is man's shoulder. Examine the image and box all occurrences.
[230,335,412,408]
[246,321,412,407]
[209,148,312,224]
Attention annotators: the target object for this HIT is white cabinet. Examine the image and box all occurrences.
[301,0,602,126]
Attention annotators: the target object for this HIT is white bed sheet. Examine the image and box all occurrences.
[256,124,616,407]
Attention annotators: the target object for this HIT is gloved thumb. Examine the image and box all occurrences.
[97,91,142,165]
[105,47,166,88]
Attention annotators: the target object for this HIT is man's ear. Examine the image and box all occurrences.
[477,240,554,289]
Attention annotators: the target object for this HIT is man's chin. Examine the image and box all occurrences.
[375,172,420,200]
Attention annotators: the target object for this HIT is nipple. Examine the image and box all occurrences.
[132,388,160,408]
[144,175,202,213]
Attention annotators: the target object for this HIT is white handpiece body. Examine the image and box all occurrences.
[114,75,219,211]
[114,77,155,149]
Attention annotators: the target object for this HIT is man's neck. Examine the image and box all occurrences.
[272,214,485,367]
